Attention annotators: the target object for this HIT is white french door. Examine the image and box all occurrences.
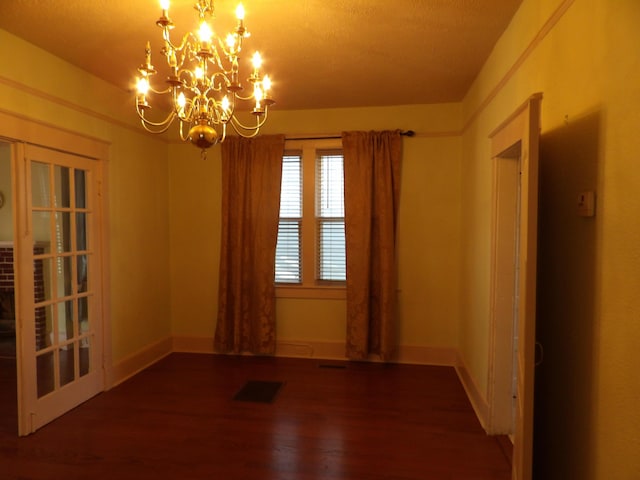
[14,143,104,435]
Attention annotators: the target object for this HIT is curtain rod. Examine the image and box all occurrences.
[285,130,415,141]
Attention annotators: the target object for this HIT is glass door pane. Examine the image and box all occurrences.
[32,158,94,399]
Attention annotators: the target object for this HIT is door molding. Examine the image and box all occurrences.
[487,141,521,435]
[487,93,542,480]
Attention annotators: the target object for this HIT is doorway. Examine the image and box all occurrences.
[0,141,17,435]
[487,93,542,480]
[487,141,522,436]
[15,143,107,435]
[0,109,110,436]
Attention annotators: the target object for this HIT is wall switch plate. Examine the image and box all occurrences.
[577,191,595,217]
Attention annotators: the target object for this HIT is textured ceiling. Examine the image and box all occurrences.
[0,0,523,110]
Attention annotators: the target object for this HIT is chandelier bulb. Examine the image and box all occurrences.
[236,4,245,20]
[199,21,213,44]
[251,51,262,72]
[157,0,174,29]
[226,34,236,51]
[221,95,230,112]
[137,77,150,95]
[177,92,186,110]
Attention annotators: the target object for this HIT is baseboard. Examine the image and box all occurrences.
[455,354,490,432]
[276,341,458,366]
[170,336,343,358]
[275,340,344,359]
[105,336,172,389]
[172,336,458,367]
[396,344,458,366]
[172,335,215,354]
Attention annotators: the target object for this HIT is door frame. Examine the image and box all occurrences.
[487,141,522,435]
[487,93,542,480]
[0,110,111,435]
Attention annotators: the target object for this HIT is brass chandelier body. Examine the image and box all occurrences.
[135,0,274,150]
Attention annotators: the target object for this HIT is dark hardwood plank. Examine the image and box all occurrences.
[0,358,17,436]
[1,353,511,479]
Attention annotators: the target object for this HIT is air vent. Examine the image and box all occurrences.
[318,363,347,369]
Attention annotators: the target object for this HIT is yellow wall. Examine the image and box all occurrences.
[459,0,640,478]
[168,143,221,339]
[0,30,173,364]
[168,104,463,352]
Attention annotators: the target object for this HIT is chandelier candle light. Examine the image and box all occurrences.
[135,0,274,151]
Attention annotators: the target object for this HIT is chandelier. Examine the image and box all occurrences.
[135,0,274,151]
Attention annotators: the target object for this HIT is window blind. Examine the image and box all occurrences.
[275,154,302,283]
[316,151,346,282]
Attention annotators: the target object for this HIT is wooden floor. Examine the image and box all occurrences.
[1,353,512,480]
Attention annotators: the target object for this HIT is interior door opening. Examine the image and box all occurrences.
[0,111,110,437]
[488,141,522,438]
[0,141,18,436]
[16,144,105,435]
[488,93,542,480]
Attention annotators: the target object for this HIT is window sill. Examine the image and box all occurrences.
[275,285,346,300]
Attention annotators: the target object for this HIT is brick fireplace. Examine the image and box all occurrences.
[0,243,47,348]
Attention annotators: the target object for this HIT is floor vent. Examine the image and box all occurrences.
[233,380,284,403]
[318,363,347,369]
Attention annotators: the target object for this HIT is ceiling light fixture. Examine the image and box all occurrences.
[135,0,274,152]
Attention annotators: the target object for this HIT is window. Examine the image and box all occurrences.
[316,151,346,281]
[275,153,302,283]
[275,139,346,297]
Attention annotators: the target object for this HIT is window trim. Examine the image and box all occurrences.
[276,138,346,299]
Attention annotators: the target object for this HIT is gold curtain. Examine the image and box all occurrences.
[342,130,402,361]
[214,134,285,354]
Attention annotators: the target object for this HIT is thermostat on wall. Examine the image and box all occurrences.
[577,191,595,217]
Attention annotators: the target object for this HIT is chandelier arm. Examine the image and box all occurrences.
[163,31,199,60]
[139,116,176,134]
[223,106,235,122]
[175,100,195,123]
[206,72,230,93]
[137,111,174,128]
[177,68,198,88]
[212,70,231,83]
[217,99,236,123]
[168,38,200,79]
[137,108,178,130]
[208,49,227,73]
[179,120,192,141]
[201,82,220,96]
[227,110,269,137]
[234,90,259,102]
[215,34,238,61]
[149,85,173,95]
[228,122,261,138]
[216,30,244,61]
[220,122,228,143]
[203,97,219,124]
